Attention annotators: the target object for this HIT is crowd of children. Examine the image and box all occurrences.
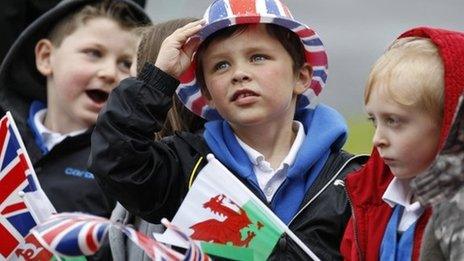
[1,0,463,260]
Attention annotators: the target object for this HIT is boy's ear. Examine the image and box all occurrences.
[293,63,313,95]
[35,39,54,76]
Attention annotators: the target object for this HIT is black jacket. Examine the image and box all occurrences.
[89,64,368,260]
[0,106,115,217]
[32,129,116,216]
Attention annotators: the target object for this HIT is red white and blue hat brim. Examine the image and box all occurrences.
[177,0,328,121]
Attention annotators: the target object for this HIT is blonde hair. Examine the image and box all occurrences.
[365,37,444,120]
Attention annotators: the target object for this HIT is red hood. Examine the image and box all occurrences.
[400,27,464,147]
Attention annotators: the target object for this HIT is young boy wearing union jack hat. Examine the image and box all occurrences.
[89,0,367,259]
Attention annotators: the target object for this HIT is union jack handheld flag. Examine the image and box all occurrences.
[30,212,210,261]
[119,225,184,261]
[30,213,110,257]
[0,112,55,260]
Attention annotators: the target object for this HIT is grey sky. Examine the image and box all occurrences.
[146,0,463,117]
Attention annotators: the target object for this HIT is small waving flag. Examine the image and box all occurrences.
[29,212,210,260]
[13,233,54,261]
[117,225,184,261]
[30,213,109,257]
[155,154,320,260]
[0,112,55,260]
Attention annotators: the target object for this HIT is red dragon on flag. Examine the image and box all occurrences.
[190,194,262,247]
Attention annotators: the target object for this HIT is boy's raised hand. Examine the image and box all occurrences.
[155,20,203,79]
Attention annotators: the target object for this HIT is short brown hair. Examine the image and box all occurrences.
[195,24,306,97]
[365,37,444,120]
[48,0,144,47]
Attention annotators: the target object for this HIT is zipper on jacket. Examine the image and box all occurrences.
[287,155,363,226]
[344,182,365,261]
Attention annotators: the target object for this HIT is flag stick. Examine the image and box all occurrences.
[283,227,320,261]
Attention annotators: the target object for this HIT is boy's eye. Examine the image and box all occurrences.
[251,54,268,63]
[83,48,102,58]
[118,59,132,73]
[386,117,400,127]
[214,61,230,72]
[367,116,377,127]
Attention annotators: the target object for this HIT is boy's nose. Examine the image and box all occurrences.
[97,62,118,84]
[372,128,388,148]
[231,69,251,84]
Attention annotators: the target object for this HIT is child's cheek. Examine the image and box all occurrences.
[59,72,90,99]
[205,77,226,96]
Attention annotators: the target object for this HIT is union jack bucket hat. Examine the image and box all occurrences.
[177,0,328,121]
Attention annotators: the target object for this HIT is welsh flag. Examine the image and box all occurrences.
[156,154,319,261]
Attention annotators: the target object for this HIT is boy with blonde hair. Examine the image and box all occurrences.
[90,0,366,259]
[0,0,150,217]
[341,27,464,260]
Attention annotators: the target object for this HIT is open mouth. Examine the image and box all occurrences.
[86,90,109,104]
[231,90,258,102]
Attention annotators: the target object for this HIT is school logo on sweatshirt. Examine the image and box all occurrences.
[64,168,94,179]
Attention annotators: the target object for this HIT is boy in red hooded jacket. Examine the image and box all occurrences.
[340,27,464,261]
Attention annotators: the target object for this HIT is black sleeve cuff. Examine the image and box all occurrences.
[138,62,180,97]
